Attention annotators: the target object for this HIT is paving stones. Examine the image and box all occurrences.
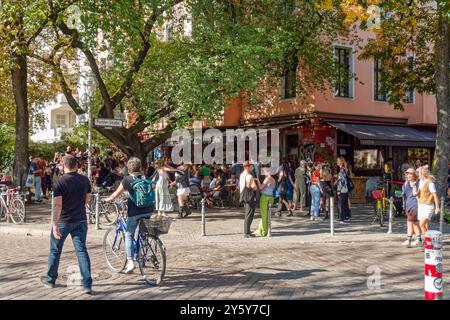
[0,204,449,299]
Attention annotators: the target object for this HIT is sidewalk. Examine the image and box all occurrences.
[1,201,450,300]
[2,199,449,244]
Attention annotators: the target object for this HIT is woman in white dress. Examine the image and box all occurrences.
[155,158,178,217]
[417,166,441,243]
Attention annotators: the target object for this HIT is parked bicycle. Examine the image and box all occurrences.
[103,213,171,285]
[0,185,26,224]
[372,188,397,227]
[86,190,120,226]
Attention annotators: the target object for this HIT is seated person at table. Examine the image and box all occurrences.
[226,174,239,205]
[208,174,226,206]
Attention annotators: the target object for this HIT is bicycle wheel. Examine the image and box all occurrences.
[138,235,166,286]
[10,199,25,224]
[379,206,384,227]
[0,205,6,221]
[101,202,120,226]
[103,227,127,273]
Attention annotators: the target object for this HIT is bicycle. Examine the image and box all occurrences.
[86,187,120,226]
[0,185,26,224]
[372,188,397,227]
[102,212,171,286]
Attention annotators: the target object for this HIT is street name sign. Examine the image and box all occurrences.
[94,118,124,128]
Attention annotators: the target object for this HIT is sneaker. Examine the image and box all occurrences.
[402,239,411,246]
[82,287,93,295]
[40,276,55,289]
[125,260,135,274]
[310,216,315,221]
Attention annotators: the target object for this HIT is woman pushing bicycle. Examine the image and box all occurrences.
[105,157,155,274]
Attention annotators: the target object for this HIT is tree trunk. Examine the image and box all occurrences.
[11,54,29,188]
[431,9,449,199]
[95,127,150,166]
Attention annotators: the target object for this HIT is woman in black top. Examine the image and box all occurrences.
[105,157,154,274]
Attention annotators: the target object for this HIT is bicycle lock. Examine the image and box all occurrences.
[201,198,206,237]
[424,230,443,300]
[330,196,334,236]
[387,196,394,234]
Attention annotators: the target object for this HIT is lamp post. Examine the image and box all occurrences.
[84,77,94,182]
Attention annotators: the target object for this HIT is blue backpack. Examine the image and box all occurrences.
[129,175,155,208]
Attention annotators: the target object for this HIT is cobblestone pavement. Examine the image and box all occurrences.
[0,202,449,300]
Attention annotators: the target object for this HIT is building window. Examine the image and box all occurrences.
[334,46,353,98]
[280,64,297,99]
[374,59,388,101]
[405,90,414,104]
[56,114,66,128]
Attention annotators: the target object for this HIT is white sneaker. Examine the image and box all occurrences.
[310,216,315,221]
[402,239,411,246]
[125,260,135,274]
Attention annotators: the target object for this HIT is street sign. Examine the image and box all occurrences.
[94,118,124,128]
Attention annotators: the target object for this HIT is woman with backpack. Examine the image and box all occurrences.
[275,168,294,217]
[401,168,422,248]
[105,157,154,274]
[336,156,351,222]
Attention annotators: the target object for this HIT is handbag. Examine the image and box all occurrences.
[240,186,256,204]
[25,174,35,188]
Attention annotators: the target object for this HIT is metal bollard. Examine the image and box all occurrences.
[267,199,272,237]
[424,230,443,300]
[95,193,100,230]
[387,196,393,234]
[440,196,445,233]
[330,196,335,236]
[201,198,206,237]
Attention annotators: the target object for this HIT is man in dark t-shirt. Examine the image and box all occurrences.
[105,157,154,274]
[41,155,93,294]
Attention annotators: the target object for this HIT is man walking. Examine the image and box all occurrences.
[293,160,307,211]
[239,161,257,238]
[40,155,93,294]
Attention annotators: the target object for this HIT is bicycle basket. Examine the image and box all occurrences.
[141,216,173,236]
[372,189,385,200]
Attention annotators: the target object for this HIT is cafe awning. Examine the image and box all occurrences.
[328,122,436,147]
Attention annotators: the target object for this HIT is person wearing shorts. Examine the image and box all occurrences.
[402,168,421,247]
[417,166,441,245]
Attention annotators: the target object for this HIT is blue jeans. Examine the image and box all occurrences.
[125,213,152,260]
[310,184,321,217]
[34,175,42,201]
[45,220,92,288]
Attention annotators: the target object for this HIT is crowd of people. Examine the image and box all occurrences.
[1,146,449,240]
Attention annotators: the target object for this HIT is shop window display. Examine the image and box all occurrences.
[354,149,383,169]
